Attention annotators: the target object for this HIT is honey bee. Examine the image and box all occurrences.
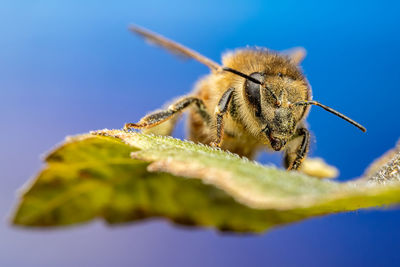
[124,25,366,170]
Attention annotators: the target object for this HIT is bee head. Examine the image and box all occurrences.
[243,71,310,151]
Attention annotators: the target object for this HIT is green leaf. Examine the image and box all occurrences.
[11,130,400,233]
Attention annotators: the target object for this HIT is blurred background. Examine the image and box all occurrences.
[1,0,399,266]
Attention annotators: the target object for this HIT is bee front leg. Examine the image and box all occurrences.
[283,127,310,170]
[210,88,234,147]
[124,96,211,131]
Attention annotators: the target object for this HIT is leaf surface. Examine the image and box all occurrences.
[12,130,400,233]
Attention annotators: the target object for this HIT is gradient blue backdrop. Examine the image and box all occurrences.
[1,1,399,266]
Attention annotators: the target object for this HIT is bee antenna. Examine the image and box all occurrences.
[222,67,262,85]
[294,100,366,132]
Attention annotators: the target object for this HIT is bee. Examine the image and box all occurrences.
[124,25,366,170]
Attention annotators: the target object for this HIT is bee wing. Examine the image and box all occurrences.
[129,25,221,71]
[281,47,307,65]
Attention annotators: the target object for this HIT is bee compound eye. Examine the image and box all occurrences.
[244,72,264,117]
[244,72,263,103]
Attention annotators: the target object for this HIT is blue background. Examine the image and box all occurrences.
[1,1,399,266]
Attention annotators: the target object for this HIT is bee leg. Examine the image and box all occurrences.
[124,96,211,131]
[210,88,234,147]
[283,127,310,170]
